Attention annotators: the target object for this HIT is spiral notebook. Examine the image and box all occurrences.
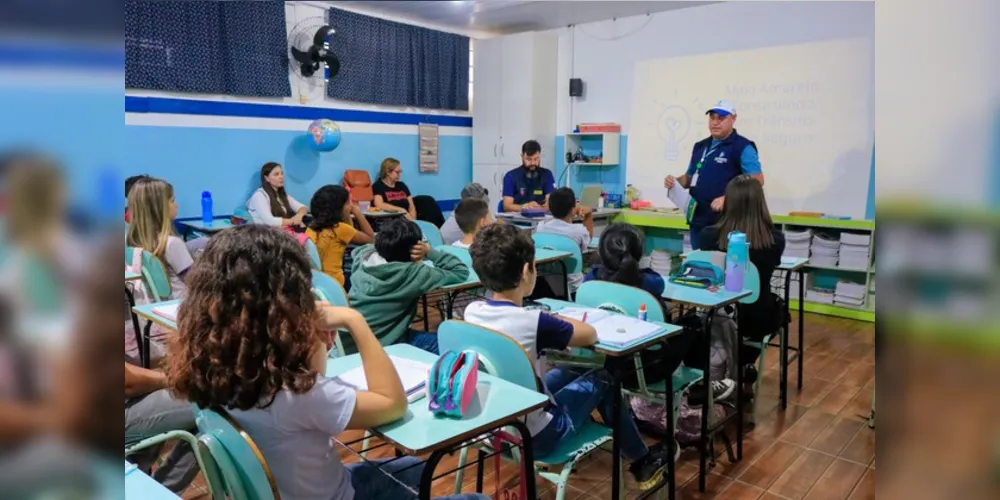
[335,356,430,403]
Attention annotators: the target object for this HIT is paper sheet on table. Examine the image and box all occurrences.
[554,307,612,324]
[590,315,665,347]
[152,303,179,322]
[667,185,692,211]
[335,356,430,397]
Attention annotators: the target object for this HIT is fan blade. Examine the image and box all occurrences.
[323,54,341,79]
[290,46,314,65]
[312,25,334,47]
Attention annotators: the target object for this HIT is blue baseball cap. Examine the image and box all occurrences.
[706,100,736,117]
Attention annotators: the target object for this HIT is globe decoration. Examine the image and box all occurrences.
[307,119,341,152]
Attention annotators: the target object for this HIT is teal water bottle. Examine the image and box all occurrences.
[725,231,748,292]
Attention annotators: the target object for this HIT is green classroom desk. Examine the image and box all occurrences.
[536,297,685,500]
[126,462,181,499]
[133,299,180,331]
[325,344,548,500]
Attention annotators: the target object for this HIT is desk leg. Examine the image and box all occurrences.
[797,270,805,390]
[734,306,744,461]
[508,421,538,500]
[559,261,570,300]
[699,308,717,492]
[610,359,624,500]
[781,271,792,409]
[419,449,446,500]
[447,292,456,320]
[142,320,153,369]
[665,346,677,500]
[422,295,430,331]
[126,287,145,368]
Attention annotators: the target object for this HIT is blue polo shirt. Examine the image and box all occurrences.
[685,129,760,228]
[502,166,556,206]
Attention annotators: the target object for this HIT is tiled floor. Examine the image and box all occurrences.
[181,311,875,500]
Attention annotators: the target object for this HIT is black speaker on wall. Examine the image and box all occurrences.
[569,78,583,97]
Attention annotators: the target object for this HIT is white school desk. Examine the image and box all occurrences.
[325,344,548,500]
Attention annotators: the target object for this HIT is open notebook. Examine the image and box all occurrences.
[334,355,430,403]
[152,303,179,322]
[555,307,666,347]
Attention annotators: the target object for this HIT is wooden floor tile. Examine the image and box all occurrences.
[838,426,876,466]
[802,459,867,500]
[715,480,766,500]
[767,449,835,499]
[779,410,836,447]
[788,379,834,408]
[813,382,862,416]
[738,441,805,490]
[846,468,875,500]
[814,359,855,384]
[808,417,864,456]
[677,472,732,500]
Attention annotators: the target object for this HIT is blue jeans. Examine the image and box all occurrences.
[407,329,439,355]
[348,456,489,500]
[532,367,649,461]
[688,226,704,251]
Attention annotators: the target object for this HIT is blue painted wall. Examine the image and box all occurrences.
[553,135,629,198]
[124,124,471,218]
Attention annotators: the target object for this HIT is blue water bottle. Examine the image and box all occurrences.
[725,231,748,292]
[201,191,213,225]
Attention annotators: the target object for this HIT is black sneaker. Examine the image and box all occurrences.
[688,379,737,406]
[629,442,675,490]
[743,365,759,385]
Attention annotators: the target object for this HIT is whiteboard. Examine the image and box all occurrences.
[626,38,873,218]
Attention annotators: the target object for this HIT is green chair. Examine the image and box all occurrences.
[683,251,766,424]
[437,245,473,266]
[575,281,704,433]
[532,233,583,299]
[125,430,226,499]
[195,407,280,500]
[439,320,612,500]
[126,246,172,367]
[415,220,444,248]
[310,270,348,358]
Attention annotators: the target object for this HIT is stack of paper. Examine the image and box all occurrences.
[783,229,812,259]
[834,281,867,307]
[152,303,179,322]
[805,287,836,304]
[649,250,673,276]
[838,244,870,270]
[810,233,841,267]
[335,356,431,403]
[555,307,612,324]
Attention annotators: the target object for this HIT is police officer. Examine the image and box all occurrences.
[502,140,556,212]
[664,100,765,249]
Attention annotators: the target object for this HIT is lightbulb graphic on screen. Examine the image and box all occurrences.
[656,105,691,162]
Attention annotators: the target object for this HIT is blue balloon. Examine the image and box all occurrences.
[307,119,342,152]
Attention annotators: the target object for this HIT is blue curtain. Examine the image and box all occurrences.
[125,0,291,98]
[326,8,469,111]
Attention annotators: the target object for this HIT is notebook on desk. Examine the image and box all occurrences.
[152,303,179,322]
[554,307,665,347]
[335,355,431,403]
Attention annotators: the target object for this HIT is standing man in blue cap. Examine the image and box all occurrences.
[664,100,765,249]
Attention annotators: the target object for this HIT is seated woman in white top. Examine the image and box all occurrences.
[246,162,307,228]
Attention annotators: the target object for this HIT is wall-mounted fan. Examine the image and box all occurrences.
[288,17,340,82]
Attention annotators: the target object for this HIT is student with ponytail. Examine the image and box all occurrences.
[584,223,665,296]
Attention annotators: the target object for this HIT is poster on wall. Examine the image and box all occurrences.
[418,123,439,173]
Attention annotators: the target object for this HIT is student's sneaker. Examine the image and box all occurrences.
[629,442,677,490]
[688,379,737,406]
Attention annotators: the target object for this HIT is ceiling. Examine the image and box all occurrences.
[327,1,718,37]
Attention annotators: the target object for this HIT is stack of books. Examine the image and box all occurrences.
[811,233,841,267]
[805,286,836,304]
[649,250,673,276]
[838,232,872,270]
[335,356,431,403]
[834,280,867,308]
[783,228,812,259]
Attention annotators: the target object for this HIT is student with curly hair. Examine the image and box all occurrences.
[166,225,487,500]
[307,185,374,286]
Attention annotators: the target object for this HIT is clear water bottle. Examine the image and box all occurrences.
[725,231,748,292]
[201,191,213,225]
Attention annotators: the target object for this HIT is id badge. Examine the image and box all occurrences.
[690,171,700,188]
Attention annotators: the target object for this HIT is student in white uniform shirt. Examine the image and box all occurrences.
[463,224,674,491]
[125,177,194,299]
[450,197,493,250]
[535,187,593,294]
[246,162,308,228]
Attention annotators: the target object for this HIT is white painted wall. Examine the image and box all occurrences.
[550,1,874,136]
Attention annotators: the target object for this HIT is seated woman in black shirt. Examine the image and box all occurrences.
[698,174,786,390]
[372,157,417,220]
